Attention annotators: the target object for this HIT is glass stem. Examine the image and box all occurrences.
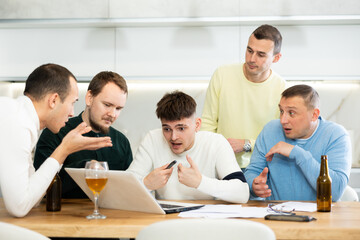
[94,192,99,215]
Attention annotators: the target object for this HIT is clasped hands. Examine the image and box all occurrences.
[252,141,294,198]
[144,155,202,191]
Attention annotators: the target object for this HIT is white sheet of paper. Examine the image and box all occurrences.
[178,205,269,218]
[272,202,317,212]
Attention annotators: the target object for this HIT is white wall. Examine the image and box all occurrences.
[1,0,360,18]
[0,0,360,80]
[1,25,360,80]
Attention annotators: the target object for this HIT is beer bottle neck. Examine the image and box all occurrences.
[320,158,329,176]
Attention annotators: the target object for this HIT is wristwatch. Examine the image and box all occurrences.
[243,139,251,152]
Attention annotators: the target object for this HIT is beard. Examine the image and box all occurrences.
[88,109,111,135]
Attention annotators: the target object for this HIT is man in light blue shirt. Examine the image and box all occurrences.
[245,84,351,201]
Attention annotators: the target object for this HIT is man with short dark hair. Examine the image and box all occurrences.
[245,84,351,201]
[127,91,249,203]
[35,71,133,198]
[201,24,286,169]
[0,64,113,217]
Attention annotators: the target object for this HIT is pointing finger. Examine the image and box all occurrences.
[186,155,194,167]
[260,167,268,178]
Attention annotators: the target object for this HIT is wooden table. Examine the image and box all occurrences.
[1,198,360,239]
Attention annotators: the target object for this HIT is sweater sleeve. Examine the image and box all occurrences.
[200,68,221,132]
[126,132,155,182]
[0,126,60,217]
[34,128,62,170]
[197,134,249,203]
[197,174,249,203]
[290,130,351,201]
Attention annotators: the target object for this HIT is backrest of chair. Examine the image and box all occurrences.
[340,185,359,202]
[136,219,276,240]
[0,222,50,240]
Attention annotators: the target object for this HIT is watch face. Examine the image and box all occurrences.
[244,141,251,152]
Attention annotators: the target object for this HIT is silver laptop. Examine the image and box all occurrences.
[65,168,204,214]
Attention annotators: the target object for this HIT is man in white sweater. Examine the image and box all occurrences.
[0,64,113,217]
[127,91,249,203]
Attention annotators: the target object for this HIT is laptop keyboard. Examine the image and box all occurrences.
[160,203,183,209]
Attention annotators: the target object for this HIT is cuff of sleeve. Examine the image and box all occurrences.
[248,183,257,199]
[47,157,61,171]
[197,175,214,194]
[289,145,305,166]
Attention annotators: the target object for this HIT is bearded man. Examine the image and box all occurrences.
[34,71,132,198]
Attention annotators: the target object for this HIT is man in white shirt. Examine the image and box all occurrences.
[127,91,249,203]
[0,63,113,217]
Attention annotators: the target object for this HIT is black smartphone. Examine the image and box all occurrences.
[166,160,177,169]
[265,214,316,222]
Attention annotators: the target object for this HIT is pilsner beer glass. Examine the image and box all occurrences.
[85,161,109,219]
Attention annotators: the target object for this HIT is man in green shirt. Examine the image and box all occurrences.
[34,71,133,198]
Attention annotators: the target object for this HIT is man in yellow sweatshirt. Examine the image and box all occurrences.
[201,24,286,169]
